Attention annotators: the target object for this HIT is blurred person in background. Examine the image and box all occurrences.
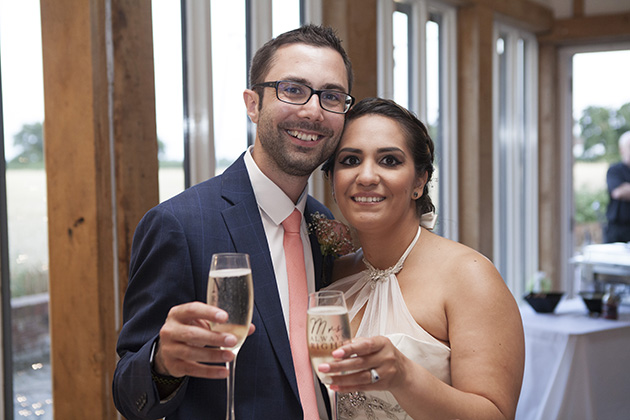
[604,131,630,243]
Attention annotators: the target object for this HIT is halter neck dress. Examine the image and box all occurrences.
[322,227,451,419]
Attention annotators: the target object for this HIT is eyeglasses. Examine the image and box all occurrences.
[252,80,355,114]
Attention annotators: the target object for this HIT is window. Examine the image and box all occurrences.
[379,0,458,240]
[0,3,308,419]
[183,0,303,186]
[152,1,185,202]
[558,45,630,294]
[1,1,52,419]
[493,24,538,297]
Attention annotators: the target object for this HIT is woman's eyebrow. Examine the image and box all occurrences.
[377,147,405,153]
[337,147,362,154]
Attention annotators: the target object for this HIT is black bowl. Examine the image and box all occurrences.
[579,291,604,314]
[524,292,564,313]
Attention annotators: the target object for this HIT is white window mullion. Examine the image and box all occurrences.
[248,0,273,54]
[493,23,538,297]
[436,3,458,241]
[378,0,395,99]
[412,1,427,118]
[185,0,215,185]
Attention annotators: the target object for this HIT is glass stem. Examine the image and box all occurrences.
[225,351,238,420]
[328,388,337,420]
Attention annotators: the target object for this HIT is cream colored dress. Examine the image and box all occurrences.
[323,227,451,420]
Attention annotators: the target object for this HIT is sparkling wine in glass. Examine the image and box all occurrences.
[208,253,254,420]
[307,290,351,420]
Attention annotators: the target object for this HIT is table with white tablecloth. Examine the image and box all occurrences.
[516,298,630,420]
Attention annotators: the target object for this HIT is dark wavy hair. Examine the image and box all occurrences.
[323,97,436,217]
[249,25,354,106]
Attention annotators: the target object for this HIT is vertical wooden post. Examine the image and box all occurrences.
[321,0,378,214]
[457,4,495,257]
[40,0,158,418]
[537,43,563,290]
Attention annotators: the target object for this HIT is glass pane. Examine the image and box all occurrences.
[0,0,53,418]
[496,34,509,277]
[211,0,247,174]
[152,1,185,202]
[426,17,440,230]
[572,50,630,250]
[272,0,300,38]
[393,10,409,108]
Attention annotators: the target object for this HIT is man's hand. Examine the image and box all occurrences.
[611,182,630,201]
[153,301,256,379]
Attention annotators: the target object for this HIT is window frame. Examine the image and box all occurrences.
[558,42,630,295]
[0,52,15,419]
[378,0,458,240]
[492,22,539,297]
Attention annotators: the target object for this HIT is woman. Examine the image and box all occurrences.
[318,98,524,420]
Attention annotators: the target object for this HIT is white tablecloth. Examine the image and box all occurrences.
[516,298,630,420]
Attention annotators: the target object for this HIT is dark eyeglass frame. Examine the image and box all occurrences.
[252,80,355,114]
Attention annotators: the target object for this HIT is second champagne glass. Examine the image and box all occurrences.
[208,253,254,420]
[307,290,351,420]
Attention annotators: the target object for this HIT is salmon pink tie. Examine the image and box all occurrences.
[282,209,319,419]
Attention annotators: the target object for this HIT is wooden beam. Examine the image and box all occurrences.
[538,12,630,45]
[40,0,158,418]
[573,0,584,18]
[322,0,378,102]
[110,0,160,304]
[457,4,495,257]
[537,44,563,290]
[453,0,554,33]
[321,0,378,215]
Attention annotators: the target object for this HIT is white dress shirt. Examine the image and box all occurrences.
[244,148,328,419]
[243,148,316,333]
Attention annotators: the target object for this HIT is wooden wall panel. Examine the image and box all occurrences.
[40,0,158,418]
[110,0,160,304]
[538,12,630,45]
[457,4,495,257]
[322,0,378,102]
[537,43,563,290]
[321,0,378,215]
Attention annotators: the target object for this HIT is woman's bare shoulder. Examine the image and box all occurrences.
[421,232,504,289]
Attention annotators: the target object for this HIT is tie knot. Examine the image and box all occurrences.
[282,209,302,234]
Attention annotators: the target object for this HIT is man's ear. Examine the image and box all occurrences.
[243,89,260,124]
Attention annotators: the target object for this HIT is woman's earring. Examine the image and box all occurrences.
[412,191,419,199]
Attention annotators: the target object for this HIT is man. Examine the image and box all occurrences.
[604,130,630,243]
[113,25,354,420]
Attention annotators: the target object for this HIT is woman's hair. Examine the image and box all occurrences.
[323,97,436,217]
[249,24,354,102]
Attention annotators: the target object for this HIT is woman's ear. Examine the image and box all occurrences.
[243,89,260,124]
[413,172,429,199]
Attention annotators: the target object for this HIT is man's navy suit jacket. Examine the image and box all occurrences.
[113,155,332,419]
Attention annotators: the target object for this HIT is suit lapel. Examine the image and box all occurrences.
[219,157,300,401]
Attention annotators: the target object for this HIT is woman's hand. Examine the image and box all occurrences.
[317,336,410,393]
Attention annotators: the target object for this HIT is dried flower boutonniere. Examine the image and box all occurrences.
[308,212,356,257]
[308,212,356,284]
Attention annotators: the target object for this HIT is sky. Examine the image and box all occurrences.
[1,1,630,161]
[573,50,630,118]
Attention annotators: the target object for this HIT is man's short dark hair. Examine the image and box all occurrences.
[249,24,354,96]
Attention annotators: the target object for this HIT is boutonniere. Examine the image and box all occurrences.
[308,212,356,258]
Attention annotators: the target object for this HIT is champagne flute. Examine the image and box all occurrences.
[307,290,351,420]
[208,253,254,420]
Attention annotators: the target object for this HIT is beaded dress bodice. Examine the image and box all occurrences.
[323,227,451,420]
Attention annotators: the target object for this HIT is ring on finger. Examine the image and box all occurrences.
[370,368,380,383]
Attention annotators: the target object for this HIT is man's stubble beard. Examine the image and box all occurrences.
[256,114,341,177]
